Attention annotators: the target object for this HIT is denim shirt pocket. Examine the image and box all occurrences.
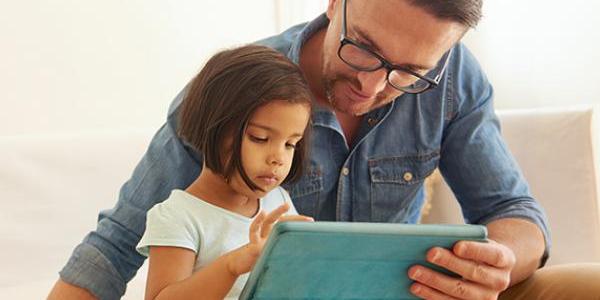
[368,151,440,222]
[284,165,323,217]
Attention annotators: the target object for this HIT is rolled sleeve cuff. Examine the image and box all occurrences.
[59,243,126,300]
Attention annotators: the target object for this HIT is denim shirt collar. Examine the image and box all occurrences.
[286,14,342,132]
[287,13,329,65]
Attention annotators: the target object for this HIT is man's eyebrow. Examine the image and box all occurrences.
[352,26,433,71]
[248,123,303,138]
[352,25,384,54]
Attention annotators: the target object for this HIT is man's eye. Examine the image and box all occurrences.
[249,135,267,143]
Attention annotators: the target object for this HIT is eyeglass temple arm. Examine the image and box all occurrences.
[433,48,453,83]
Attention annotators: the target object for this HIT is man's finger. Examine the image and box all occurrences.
[408,265,493,300]
[410,282,459,300]
[453,240,516,269]
[426,247,510,291]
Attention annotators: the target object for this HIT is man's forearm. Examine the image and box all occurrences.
[48,279,97,300]
[487,218,546,285]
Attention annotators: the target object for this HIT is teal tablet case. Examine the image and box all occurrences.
[239,222,487,300]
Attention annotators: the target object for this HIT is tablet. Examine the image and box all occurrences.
[239,221,487,300]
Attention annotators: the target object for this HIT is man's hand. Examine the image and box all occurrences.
[408,239,516,300]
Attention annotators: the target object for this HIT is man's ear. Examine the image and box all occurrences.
[326,0,339,20]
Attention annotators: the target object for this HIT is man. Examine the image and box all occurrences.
[49,0,600,299]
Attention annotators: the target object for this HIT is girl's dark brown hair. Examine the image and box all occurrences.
[178,45,313,191]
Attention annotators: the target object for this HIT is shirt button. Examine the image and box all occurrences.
[403,172,413,182]
[367,118,378,126]
[342,167,350,176]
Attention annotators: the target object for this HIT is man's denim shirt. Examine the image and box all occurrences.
[60,14,551,300]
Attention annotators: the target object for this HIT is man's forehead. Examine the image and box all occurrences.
[344,0,464,68]
[348,24,435,71]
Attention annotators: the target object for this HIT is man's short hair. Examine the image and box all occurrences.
[408,0,483,28]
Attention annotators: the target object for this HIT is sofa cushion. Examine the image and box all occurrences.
[422,106,600,266]
[0,129,153,298]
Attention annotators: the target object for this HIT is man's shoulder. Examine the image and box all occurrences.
[443,42,493,115]
[449,43,486,79]
[252,22,307,56]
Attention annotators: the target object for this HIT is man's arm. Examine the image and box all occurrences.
[487,218,545,284]
[406,44,550,299]
[48,85,202,299]
[48,279,97,300]
[407,218,545,299]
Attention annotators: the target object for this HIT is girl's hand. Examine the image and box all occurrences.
[226,203,314,276]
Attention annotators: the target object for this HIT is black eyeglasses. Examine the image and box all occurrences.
[337,0,452,94]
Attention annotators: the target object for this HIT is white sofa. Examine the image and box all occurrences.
[421,106,600,266]
[1,107,599,299]
[0,130,153,299]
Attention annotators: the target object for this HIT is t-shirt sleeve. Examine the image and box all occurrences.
[136,198,200,257]
[279,187,299,215]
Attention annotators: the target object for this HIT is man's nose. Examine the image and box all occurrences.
[356,68,387,96]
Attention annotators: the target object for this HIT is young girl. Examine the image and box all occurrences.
[136,45,314,300]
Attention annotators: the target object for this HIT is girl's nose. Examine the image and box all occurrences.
[267,149,284,166]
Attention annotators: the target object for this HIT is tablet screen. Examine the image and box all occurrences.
[240,222,487,300]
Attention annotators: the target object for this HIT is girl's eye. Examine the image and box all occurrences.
[249,135,268,143]
[286,143,297,149]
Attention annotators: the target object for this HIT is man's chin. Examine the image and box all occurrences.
[338,106,370,116]
[324,79,394,116]
[332,98,381,116]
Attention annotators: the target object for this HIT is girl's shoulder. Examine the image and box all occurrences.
[148,189,204,216]
[146,189,225,230]
[262,187,298,215]
[138,190,206,256]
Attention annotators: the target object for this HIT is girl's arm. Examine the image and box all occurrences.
[145,203,313,300]
[145,246,238,300]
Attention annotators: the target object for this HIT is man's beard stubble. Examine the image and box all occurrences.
[322,74,395,117]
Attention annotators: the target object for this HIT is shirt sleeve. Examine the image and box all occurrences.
[58,84,203,300]
[280,187,299,215]
[439,44,551,266]
[136,197,200,257]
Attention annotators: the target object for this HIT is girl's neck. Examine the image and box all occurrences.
[185,168,259,218]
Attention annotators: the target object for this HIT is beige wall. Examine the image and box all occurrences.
[1,0,277,136]
[2,0,598,137]
[463,0,600,109]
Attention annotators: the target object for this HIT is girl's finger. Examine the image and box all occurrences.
[249,211,266,244]
[260,203,290,238]
[278,215,314,222]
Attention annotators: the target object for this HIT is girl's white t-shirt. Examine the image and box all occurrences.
[136,186,298,299]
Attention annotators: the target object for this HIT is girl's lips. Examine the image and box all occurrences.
[256,175,278,185]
